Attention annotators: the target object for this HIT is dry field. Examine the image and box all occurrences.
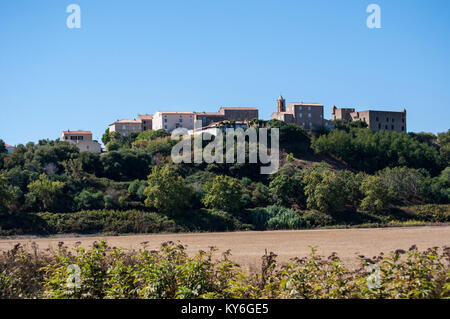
[1,226,449,270]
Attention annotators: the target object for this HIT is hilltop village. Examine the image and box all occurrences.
[56,96,406,154]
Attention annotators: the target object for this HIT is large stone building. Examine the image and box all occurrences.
[194,107,259,128]
[332,106,407,133]
[61,130,102,154]
[152,111,195,132]
[108,119,142,136]
[271,95,324,129]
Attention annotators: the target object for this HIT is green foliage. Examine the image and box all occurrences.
[1,242,447,299]
[266,207,304,230]
[437,130,450,165]
[0,139,6,154]
[143,165,191,214]
[303,169,347,214]
[269,174,304,208]
[136,129,170,141]
[0,174,13,215]
[360,175,393,214]
[377,166,427,205]
[312,128,443,175]
[202,175,243,213]
[26,174,65,212]
[74,189,104,210]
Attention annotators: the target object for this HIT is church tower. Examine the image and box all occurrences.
[277,95,286,113]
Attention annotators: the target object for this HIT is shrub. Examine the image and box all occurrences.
[267,208,304,230]
[202,175,243,213]
[143,165,192,215]
[0,242,448,299]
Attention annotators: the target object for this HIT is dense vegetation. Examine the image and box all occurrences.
[0,121,449,236]
[0,240,448,299]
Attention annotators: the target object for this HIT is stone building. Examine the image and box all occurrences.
[152,111,195,132]
[271,95,324,129]
[61,130,102,154]
[332,106,407,133]
[108,119,142,136]
[194,107,258,128]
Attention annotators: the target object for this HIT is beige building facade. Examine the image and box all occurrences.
[152,111,195,132]
[109,119,142,136]
[61,131,102,154]
[332,106,407,133]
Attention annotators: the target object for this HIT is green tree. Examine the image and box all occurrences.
[359,175,393,214]
[26,174,65,211]
[269,174,304,208]
[143,165,191,214]
[202,175,243,212]
[74,189,104,210]
[377,166,427,205]
[135,129,169,141]
[303,169,347,214]
[0,139,6,154]
[0,173,13,215]
[437,130,450,166]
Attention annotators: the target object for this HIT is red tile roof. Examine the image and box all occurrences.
[4,144,15,148]
[110,119,142,125]
[62,131,92,135]
[138,115,153,120]
[156,111,194,115]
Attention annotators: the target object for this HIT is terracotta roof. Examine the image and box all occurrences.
[62,130,92,135]
[156,111,194,115]
[110,119,142,125]
[4,144,15,148]
[138,114,153,120]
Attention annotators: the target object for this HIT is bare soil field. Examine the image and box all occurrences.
[1,226,449,270]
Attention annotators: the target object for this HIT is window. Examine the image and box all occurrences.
[308,113,311,118]
[299,113,303,118]
[376,117,379,121]
[402,118,405,123]
[164,118,168,123]
[391,125,394,130]
[299,106,302,111]
[385,125,388,129]
[309,122,312,127]
[164,125,167,129]
[386,118,389,122]
[86,145,89,150]
[392,118,395,123]
[308,106,311,111]
[302,122,305,126]
[402,126,405,131]
[378,123,381,129]
[179,119,183,123]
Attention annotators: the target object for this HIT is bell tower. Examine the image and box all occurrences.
[277,95,286,113]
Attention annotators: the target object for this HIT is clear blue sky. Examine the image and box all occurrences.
[1,0,449,145]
